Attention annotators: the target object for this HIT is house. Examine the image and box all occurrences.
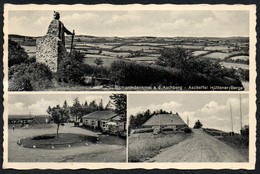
[142,113,187,130]
[8,115,51,125]
[82,110,122,133]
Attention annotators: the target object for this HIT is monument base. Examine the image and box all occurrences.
[36,35,68,72]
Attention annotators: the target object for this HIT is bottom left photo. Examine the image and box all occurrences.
[7,93,126,163]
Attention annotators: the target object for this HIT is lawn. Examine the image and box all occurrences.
[204,46,234,51]
[8,123,126,162]
[202,52,232,60]
[192,50,209,56]
[128,132,191,162]
[221,62,249,70]
[230,55,249,61]
[84,57,116,67]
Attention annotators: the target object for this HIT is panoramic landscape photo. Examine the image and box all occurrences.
[128,94,249,162]
[8,10,249,91]
[8,93,126,162]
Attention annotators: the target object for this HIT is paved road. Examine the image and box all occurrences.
[147,129,248,162]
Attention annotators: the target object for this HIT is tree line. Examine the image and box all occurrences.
[46,94,126,137]
[8,39,244,91]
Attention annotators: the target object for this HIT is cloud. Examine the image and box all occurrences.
[28,98,57,115]
[8,10,249,37]
[128,101,182,116]
[9,102,27,114]
[189,97,249,133]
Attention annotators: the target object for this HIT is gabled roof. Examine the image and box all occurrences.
[142,113,186,126]
[111,115,121,121]
[82,110,117,120]
[9,115,49,120]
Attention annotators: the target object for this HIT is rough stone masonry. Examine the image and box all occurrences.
[36,12,73,72]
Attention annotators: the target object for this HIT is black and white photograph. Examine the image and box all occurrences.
[3,4,256,170]
[128,94,249,162]
[7,7,252,91]
[7,93,126,162]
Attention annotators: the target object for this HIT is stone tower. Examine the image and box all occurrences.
[36,12,73,72]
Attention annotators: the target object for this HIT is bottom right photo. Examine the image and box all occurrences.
[128,93,249,163]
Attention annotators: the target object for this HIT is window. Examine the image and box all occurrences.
[102,121,107,127]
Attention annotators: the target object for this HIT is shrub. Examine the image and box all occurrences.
[132,128,154,134]
[183,127,192,133]
[110,59,243,89]
[9,62,53,91]
[55,50,87,85]
[55,58,86,85]
[9,76,33,91]
[193,120,203,129]
[8,39,29,67]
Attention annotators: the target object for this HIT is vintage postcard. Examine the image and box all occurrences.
[2,4,256,170]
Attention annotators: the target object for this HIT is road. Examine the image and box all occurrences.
[146,129,248,162]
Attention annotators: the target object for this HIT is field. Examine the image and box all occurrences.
[230,55,249,61]
[203,128,249,161]
[203,52,232,60]
[221,62,249,70]
[128,132,191,162]
[8,123,126,162]
[10,35,249,72]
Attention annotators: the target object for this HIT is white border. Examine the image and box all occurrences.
[2,4,257,170]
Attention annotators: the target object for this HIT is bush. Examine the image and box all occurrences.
[193,120,203,129]
[183,127,192,133]
[9,62,53,91]
[8,39,29,67]
[55,58,86,85]
[110,59,243,89]
[132,128,154,134]
[55,50,87,85]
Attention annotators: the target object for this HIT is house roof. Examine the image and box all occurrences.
[82,111,117,120]
[111,115,121,121]
[8,115,50,124]
[142,113,186,127]
[9,115,49,120]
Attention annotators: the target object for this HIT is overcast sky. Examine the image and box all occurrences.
[9,93,112,116]
[128,94,249,133]
[8,10,249,37]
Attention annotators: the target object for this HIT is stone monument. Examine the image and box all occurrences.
[36,11,74,72]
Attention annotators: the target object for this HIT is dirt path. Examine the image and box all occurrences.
[146,129,248,162]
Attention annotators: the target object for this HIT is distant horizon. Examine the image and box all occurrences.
[9,33,249,39]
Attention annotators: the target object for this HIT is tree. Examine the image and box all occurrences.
[70,98,82,121]
[110,94,127,122]
[193,120,203,129]
[98,100,104,110]
[157,47,192,70]
[88,100,96,108]
[55,50,86,85]
[8,39,29,67]
[63,100,68,109]
[47,105,69,138]
[94,58,104,67]
[83,101,88,107]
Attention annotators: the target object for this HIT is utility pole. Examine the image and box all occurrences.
[229,102,234,133]
[240,94,243,131]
